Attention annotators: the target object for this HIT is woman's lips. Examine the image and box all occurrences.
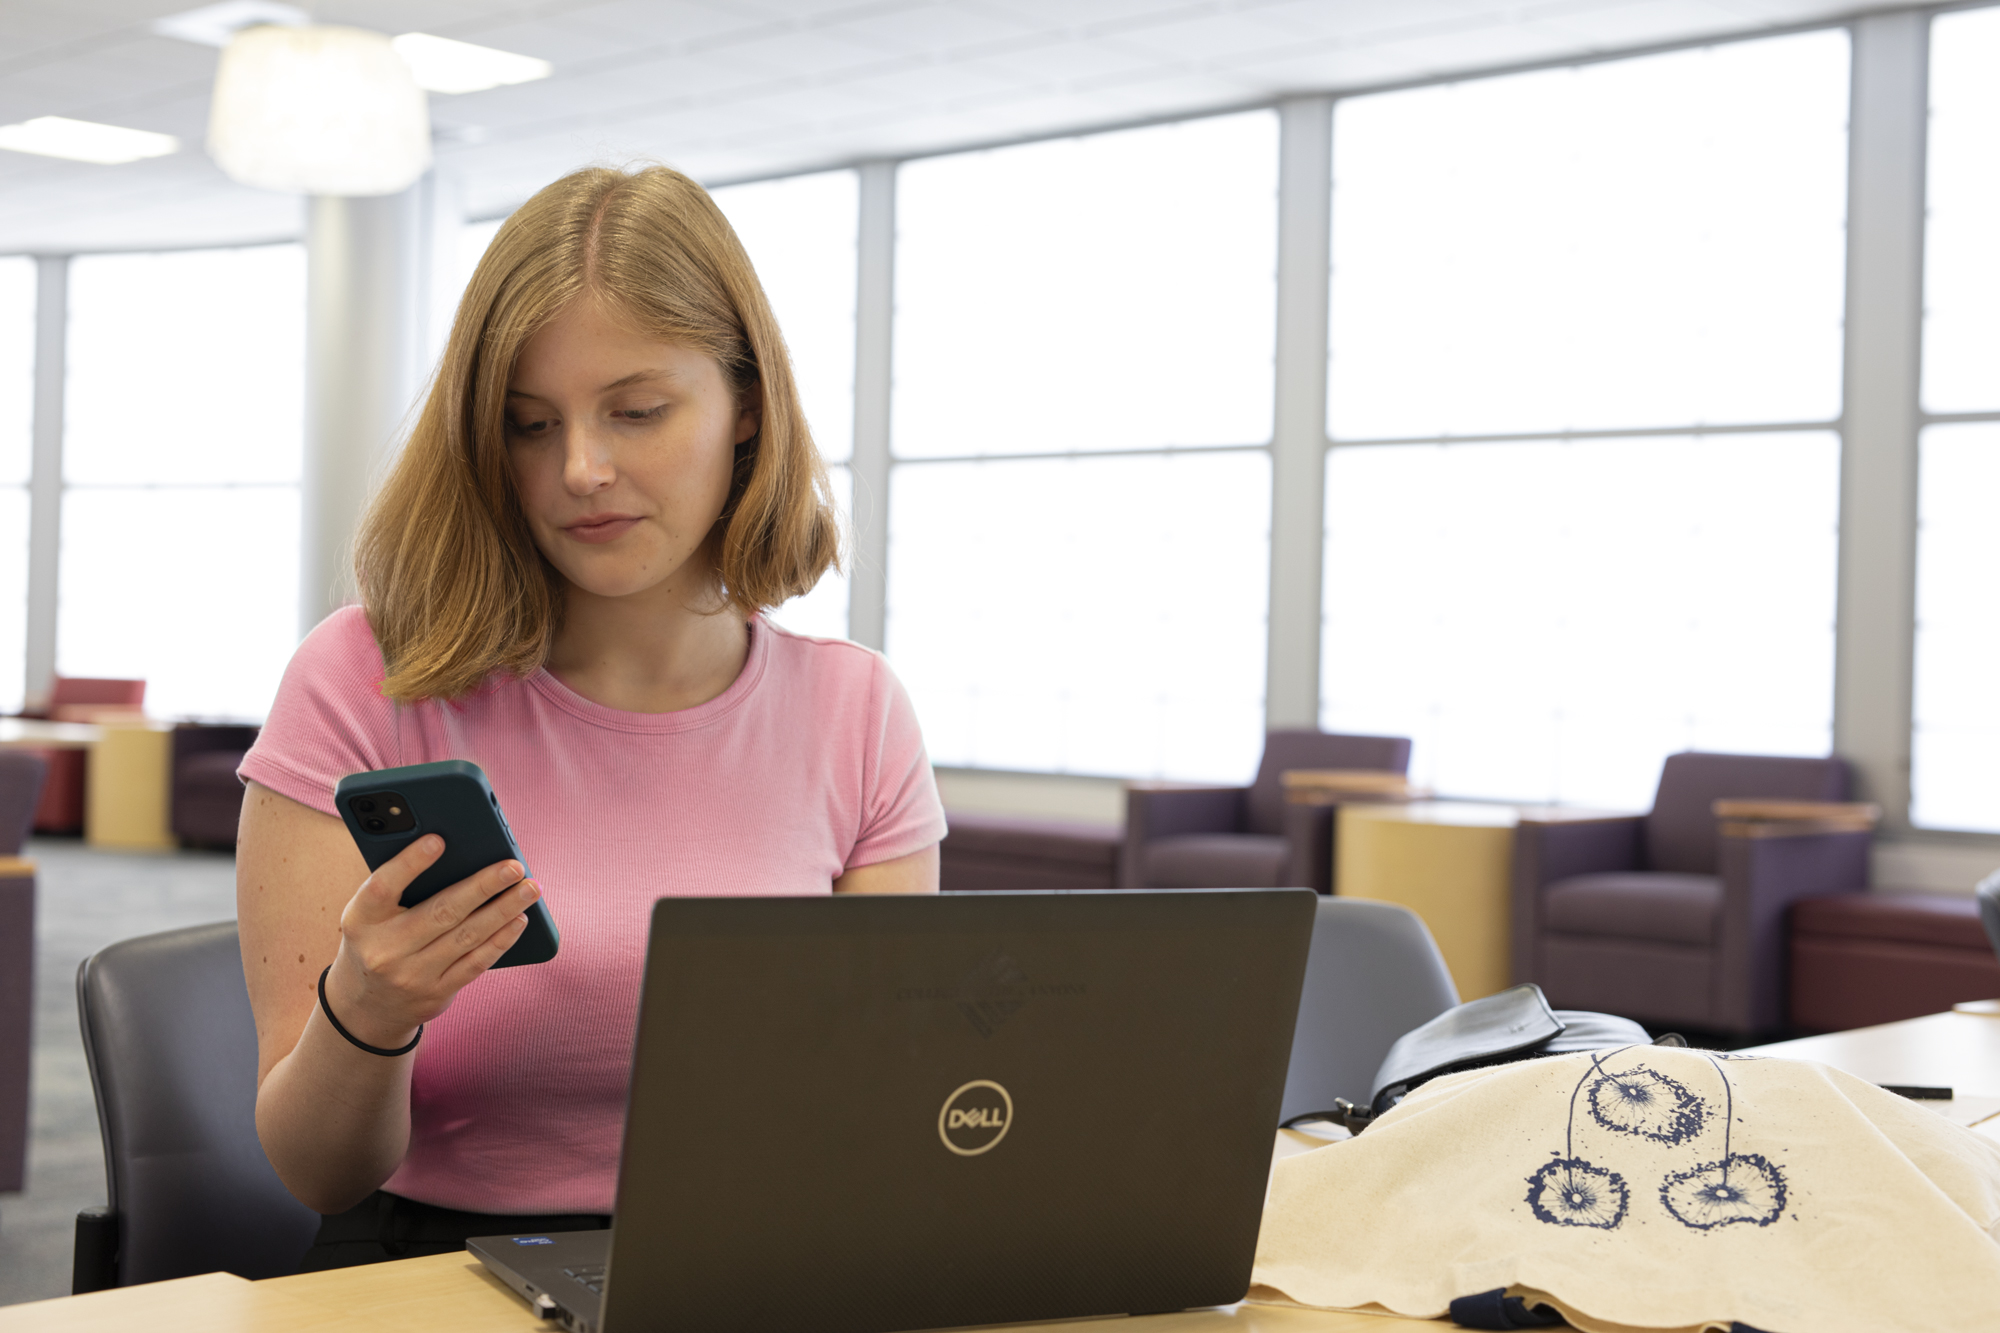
[563,515,639,544]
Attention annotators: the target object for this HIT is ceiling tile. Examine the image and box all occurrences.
[975,0,1218,31]
[960,33,1171,87]
[1100,11,1328,64]
[1223,43,1436,92]
[554,0,776,49]
[823,3,1037,56]
[839,58,1024,105]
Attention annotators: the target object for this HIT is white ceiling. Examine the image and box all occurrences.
[0,0,1934,254]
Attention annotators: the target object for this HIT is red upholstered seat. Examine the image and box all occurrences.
[1791,892,1990,950]
[1789,891,2000,1033]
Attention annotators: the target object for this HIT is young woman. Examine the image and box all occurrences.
[236,165,945,1270]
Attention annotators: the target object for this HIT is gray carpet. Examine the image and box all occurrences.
[0,837,238,1307]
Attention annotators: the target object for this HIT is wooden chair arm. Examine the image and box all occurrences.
[1280,768,1424,805]
[1713,799,1880,838]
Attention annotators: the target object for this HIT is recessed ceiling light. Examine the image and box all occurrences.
[151,1,308,48]
[0,116,180,165]
[390,33,552,95]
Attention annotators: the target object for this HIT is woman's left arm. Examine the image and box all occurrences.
[833,844,939,894]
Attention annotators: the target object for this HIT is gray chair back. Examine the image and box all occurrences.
[1247,730,1414,836]
[76,921,318,1285]
[1645,752,1849,875]
[1280,897,1460,1122]
[0,751,47,855]
[1978,871,2000,962]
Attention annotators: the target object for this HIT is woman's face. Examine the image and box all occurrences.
[504,296,759,603]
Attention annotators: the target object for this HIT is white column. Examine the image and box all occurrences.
[1834,12,1929,830]
[22,255,66,710]
[847,160,896,653]
[1266,96,1334,730]
[301,186,426,636]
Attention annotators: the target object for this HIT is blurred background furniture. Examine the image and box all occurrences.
[1512,751,1869,1036]
[1337,801,1524,1001]
[170,724,260,850]
[938,812,1121,892]
[1790,892,2000,1032]
[86,722,178,851]
[1279,897,1459,1124]
[73,921,317,1291]
[1980,871,2000,962]
[18,678,146,835]
[1,751,46,1196]
[1122,730,1412,893]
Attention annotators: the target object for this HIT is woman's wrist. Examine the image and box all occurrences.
[321,952,424,1052]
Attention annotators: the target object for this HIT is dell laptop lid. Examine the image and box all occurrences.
[474,888,1315,1333]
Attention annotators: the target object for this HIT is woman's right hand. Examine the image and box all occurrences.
[318,834,542,1050]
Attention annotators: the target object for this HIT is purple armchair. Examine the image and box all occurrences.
[2,751,47,1194]
[1121,730,1412,893]
[170,724,260,850]
[1511,751,1867,1036]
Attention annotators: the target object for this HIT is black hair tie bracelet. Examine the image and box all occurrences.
[318,965,423,1057]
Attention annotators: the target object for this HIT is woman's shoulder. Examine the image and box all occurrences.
[296,604,389,672]
[753,618,909,716]
[757,618,886,679]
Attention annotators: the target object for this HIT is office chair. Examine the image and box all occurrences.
[73,921,318,1291]
[1279,897,1460,1124]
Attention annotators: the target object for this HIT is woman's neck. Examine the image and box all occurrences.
[542,569,750,715]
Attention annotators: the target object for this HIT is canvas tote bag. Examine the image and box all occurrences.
[1250,1044,2000,1333]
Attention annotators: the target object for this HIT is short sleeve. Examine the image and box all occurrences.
[847,654,948,870]
[238,606,403,817]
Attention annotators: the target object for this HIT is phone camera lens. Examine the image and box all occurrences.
[363,817,387,833]
[356,798,377,814]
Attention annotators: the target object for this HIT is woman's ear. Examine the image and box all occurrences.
[733,382,764,446]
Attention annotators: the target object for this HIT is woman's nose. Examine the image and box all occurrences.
[562,424,616,494]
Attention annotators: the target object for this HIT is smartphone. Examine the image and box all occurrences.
[334,759,560,968]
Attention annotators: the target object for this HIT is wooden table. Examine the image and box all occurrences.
[0,1250,1420,1332]
[0,717,177,850]
[0,718,99,751]
[6,1012,1998,1332]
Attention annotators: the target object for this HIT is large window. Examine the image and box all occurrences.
[1912,5,2000,832]
[887,112,1278,782]
[713,170,858,641]
[1320,32,1850,808]
[0,257,30,714]
[60,245,304,721]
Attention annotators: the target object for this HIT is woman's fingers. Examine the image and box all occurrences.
[439,913,533,992]
[394,856,525,948]
[417,878,541,971]
[345,835,446,926]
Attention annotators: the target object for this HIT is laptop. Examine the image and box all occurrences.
[470,888,1315,1333]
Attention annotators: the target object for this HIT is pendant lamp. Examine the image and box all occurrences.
[208,24,431,196]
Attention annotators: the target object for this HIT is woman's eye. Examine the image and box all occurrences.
[615,405,665,422]
[507,416,553,436]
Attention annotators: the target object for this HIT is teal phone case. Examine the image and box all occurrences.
[333,759,560,968]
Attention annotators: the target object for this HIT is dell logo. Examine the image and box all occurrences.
[939,1079,1013,1156]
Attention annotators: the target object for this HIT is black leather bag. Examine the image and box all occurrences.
[1282,984,1676,1134]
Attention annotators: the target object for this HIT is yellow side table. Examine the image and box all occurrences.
[1336,801,1520,1000]
[85,722,178,851]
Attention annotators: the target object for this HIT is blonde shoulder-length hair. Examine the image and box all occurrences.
[356,164,840,703]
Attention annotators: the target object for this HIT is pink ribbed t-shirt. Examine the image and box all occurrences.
[239,606,946,1215]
